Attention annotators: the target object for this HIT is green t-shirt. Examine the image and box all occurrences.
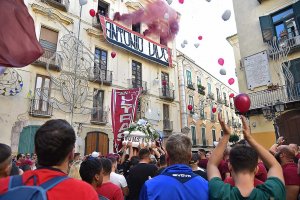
[209,177,286,200]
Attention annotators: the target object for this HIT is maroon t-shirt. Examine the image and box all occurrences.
[198,159,208,169]
[218,159,230,180]
[224,177,264,187]
[282,162,300,185]
[296,153,300,160]
[255,161,267,182]
[96,182,123,200]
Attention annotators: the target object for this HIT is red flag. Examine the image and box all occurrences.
[111,88,142,152]
[0,0,44,68]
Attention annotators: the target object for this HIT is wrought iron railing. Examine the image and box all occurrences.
[200,112,207,120]
[269,29,300,55]
[29,99,53,117]
[211,114,216,122]
[91,110,108,125]
[42,0,69,11]
[159,88,175,101]
[248,83,300,109]
[89,69,112,85]
[33,48,62,71]
[163,120,173,131]
[217,97,224,104]
[128,80,148,93]
[187,82,195,90]
[208,93,215,100]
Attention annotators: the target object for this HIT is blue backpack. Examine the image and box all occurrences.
[0,175,69,200]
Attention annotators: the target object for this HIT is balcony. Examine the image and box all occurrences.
[89,69,112,86]
[230,102,234,109]
[163,120,173,131]
[248,83,300,110]
[29,99,53,117]
[224,100,229,107]
[200,112,207,120]
[128,80,148,94]
[217,97,224,104]
[42,0,69,11]
[211,114,216,122]
[187,82,195,90]
[197,85,206,95]
[159,88,175,101]
[91,110,108,125]
[32,48,62,71]
[208,93,215,100]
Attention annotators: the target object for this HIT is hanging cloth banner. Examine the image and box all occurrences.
[99,15,172,67]
[111,88,142,152]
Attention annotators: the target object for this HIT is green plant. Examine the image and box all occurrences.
[229,134,239,144]
[197,84,205,90]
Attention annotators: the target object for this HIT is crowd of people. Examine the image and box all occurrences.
[0,114,299,200]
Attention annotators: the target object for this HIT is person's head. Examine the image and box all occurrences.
[206,151,211,159]
[139,148,151,163]
[0,143,12,178]
[80,158,103,188]
[190,153,199,166]
[275,145,295,165]
[166,133,192,165]
[74,153,81,161]
[99,158,112,176]
[107,157,117,171]
[289,144,299,156]
[31,153,37,161]
[35,119,76,167]
[26,153,31,160]
[68,160,82,180]
[229,145,258,176]
[198,149,206,159]
[130,156,140,168]
[158,154,167,168]
[17,153,25,162]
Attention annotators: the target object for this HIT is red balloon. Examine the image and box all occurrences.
[198,36,203,40]
[228,78,235,85]
[179,0,184,4]
[89,9,96,17]
[212,107,217,113]
[111,51,116,58]
[229,93,235,98]
[234,93,251,113]
[188,105,193,111]
[218,58,224,66]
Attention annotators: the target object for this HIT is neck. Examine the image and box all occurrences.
[233,172,255,197]
[102,175,110,183]
[281,159,294,165]
[168,161,189,166]
[191,164,198,171]
[139,159,148,164]
[51,160,69,174]
[200,156,206,159]
[91,181,98,190]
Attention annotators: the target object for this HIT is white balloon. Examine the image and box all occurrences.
[183,40,188,45]
[181,43,185,48]
[222,10,231,21]
[206,0,211,2]
[166,0,173,5]
[194,43,200,48]
[164,13,169,20]
[219,68,226,75]
[79,0,87,6]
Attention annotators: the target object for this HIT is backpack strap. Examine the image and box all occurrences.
[8,175,23,189]
[39,176,69,191]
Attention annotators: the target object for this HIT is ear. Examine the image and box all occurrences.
[254,165,259,175]
[5,163,12,177]
[228,163,233,172]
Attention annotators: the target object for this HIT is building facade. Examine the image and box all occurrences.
[176,52,241,150]
[0,0,181,155]
[229,0,300,148]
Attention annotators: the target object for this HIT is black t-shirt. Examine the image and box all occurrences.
[127,163,158,200]
[193,169,208,180]
[155,167,166,176]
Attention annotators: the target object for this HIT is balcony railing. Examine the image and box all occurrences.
[248,83,300,110]
[42,0,69,11]
[200,112,207,120]
[91,110,108,125]
[217,98,224,104]
[163,120,173,131]
[89,69,112,86]
[159,88,175,101]
[208,93,215,100]
[29,99,53,117]
[33,48,62,71]
[211,114,216,122]
[128,80,148,94]
[230,102,234,109]
[198,88,205,95]
[187,82,195,90]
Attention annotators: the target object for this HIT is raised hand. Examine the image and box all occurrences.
[241,115,251,139]
[218,112,231,135]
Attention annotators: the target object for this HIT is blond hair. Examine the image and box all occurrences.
[68,160,82,180]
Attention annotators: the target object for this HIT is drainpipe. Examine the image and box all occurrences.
[178,55,188,130]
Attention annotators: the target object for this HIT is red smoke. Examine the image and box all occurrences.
[113,0,179,44]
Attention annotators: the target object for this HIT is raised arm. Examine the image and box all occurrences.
[241,116,284,184]
[207,112,231,180]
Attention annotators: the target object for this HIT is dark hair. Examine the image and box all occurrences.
[17,153,23,160]
[34,119,75,166]
[229,146,258,173]
[0,143,11,164]
[130,156,139,167]
[99,158,112,175]
[139,148,150,160]
[108,157,117,164]
[190,153,199,164]
[80,158,102,184]
[125,154,129,160]
[159,154,166,166]
[74,153,80,158]
[198,149,206,154]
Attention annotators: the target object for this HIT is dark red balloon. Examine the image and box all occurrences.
[234,93,251,113]
[111,51,116,58]
[89,9,96,17]
[179,0,184,4]
[229,93,235,98]
[212,107,217,113]
[188,105,193,111]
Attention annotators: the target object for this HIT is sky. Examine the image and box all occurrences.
[169,0,239,92]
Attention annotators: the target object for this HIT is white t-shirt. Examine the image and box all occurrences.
[110,172,128,188]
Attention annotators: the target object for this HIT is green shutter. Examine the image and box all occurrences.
[18,126,40,154]
[259,15,275,42]
[293,1,300,30]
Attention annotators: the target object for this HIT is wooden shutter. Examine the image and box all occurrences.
[259,15,275,42]
[18,126,40,154]
[39,27,58,51]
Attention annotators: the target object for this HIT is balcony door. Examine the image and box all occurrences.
[161,72,169,96]
[191,126,196,146]
[18,126,40,154]
[132,60,142,88]
[34,75,51,113]
[201,127,206,146]
[92,90,104,122]
[163,104,170,121]
[94,48,107,80]
[277,110,300,145]
[85,132,108,156]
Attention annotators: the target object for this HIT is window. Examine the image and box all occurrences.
[191,126,196,146]
[132,23,141,33]
[223,92,227,105]
[92,90,104,122]
[160,37,167,46]
[161,72,169,88]
[212,129,216,143]
[94,48,108,80]
[189,96,194,113]
[197,76,201,86]
[284,58,300,97]
[210,103,214,120]
[97,1,109,17]
[34,75,51,112]
[132,60,142,88]
[207,83,211,94]
[200,101,205,117]
[201,127,206,146]
[216,88,220,99]
[259,2,300,42]
[39,26,58,57]
[186,70,192,85]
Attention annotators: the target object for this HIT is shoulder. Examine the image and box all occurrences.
[0,176,10,194]
[256,177,286,198]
